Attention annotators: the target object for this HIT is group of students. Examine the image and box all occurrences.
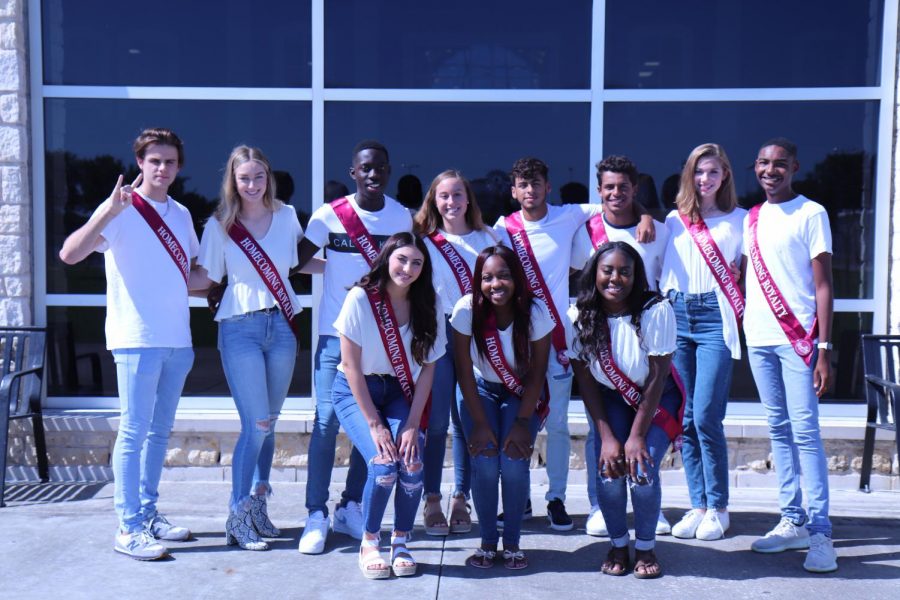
[59,128,838,579]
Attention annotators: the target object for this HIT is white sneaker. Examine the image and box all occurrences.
[585,505,608,537]
[803,533,838,573]
[298,511,330,554]
[751,517,810,553]
[696,509,729,541]
[114,529,167,561]
[655,511,672,535]
[672,509,705,539]
[333,501,364,540]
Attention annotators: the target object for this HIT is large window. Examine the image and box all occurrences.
[33,0,897,407]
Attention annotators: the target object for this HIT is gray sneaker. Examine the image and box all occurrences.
[751,517,810,553]
[145,513,191,541]
[114,530,167,561]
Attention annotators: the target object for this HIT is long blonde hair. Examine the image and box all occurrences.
[413,169,486,235]
[675,143,738,223]
[213,145,280,232]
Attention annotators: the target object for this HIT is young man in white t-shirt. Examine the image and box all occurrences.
[571,155,671,538]
[296,140,413,554]
[59,128,199,561]
[742,138,837,573]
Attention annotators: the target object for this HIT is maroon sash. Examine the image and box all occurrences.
[426,230,473,295]
[331,196,380,267]
[585,213,610,250]
[483,312,550,427]
[748,204,818,365]
[364,288,429,429]
[503,212,569,369]
[679,213,745,324]
[227,220,300,337]
[130,192,189,286]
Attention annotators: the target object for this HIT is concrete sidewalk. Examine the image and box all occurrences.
[1,477,898,600]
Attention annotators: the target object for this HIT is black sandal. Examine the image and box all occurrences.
[600,546,630,576]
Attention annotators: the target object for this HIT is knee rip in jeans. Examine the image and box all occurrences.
[399,462,424,498]
[372,457,398,488]
[255,414,279,434]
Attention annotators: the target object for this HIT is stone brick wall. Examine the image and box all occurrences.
[0,0,29,326]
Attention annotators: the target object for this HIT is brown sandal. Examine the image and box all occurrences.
[448,495,472,534]
[423,497,450,536]
[633,549,662,579]
[600,546,630,576]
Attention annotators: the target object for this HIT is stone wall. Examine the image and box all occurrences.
[0,0,30,326]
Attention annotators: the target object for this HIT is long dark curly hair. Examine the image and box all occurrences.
[356,232,438,365]
[471,245,534,375]
[574,241,659,362]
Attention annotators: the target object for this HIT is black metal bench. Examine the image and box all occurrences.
[859,334,900,492]
[1,327,50,506]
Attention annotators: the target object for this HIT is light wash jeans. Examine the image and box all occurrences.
[332,371,425,534]
[218,309,296,512]
[544,353,573,502]
[111,346,194,533]
[669,291,732,510]
[458,377,539,548]
[305,335,367,517]
[747,344,831,536]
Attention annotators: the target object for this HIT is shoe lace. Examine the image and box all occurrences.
[151,514,171,527]
[131,530,157,548]
[771,517,798,537]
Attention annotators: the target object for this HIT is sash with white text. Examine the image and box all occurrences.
[331,196,380,267]
[679,213,745,324]
[131,192,189,286]
[227,220,301,338]
[426,230,473,295]
[748,204,818,365]
[585,213,610,250]
[503,212,570,369]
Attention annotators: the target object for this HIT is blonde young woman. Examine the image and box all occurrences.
[413,170,498,536]
[191,146,321,550]
[658,143,746,541]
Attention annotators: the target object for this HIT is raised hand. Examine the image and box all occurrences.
[109,173,142,216]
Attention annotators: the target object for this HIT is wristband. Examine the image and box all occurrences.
[817,342,833,351]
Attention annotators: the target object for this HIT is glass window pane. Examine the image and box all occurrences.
[42,0,311,87]
[603,101,878,299]
[44,98,312,295]
[325,102,590,225]
[48,307,312,397]
[325,1,592,89]
[605,0,884,89]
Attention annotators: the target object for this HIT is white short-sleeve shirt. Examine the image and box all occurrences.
[197,203,303,321]
[742,196,832,347]
[424,228,498,316]
[334,286,447,380]
[449,294,555,383]
[567,300,676,389]
[97,193,199,350]
[305,194,413,337]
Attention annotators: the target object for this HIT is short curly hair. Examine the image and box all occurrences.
[510,157,549,183]
[595,155,638,187]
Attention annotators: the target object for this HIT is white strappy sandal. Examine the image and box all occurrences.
[390,533,417,577]
[358,535,390,580]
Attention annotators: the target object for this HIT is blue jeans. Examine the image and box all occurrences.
[544,354,573,502]
[747,345,831,536]
[332,371,425,534]
[111,347,194,533]
[669,291,732,510]
[594,377,680,550]
[218,310,296,511]
[305,335,367,517]
[458,378,539,548]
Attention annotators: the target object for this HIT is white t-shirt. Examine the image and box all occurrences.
[570,214,669,291]
[659,208,747,359]
[197,203,303,322]
[305,194,413,337]
[424,228,498,316]
[494,204,601,326]
[742,195,832,347]
[334,286,447,380]
[566,301,677,389]
[97,193,199,350]
[449,294,555,383]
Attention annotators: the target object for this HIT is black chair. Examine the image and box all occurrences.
[1,327,50,506]
[859,334,900,492]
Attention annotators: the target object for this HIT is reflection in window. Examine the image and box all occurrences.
[605,0,883,89]
[42,0,311,87]
[603,101,878,299]
[44,98,312,295]
[325,0,591,89]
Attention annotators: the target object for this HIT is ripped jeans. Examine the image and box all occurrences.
[219,309,297,512]
[332,371,425,535]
